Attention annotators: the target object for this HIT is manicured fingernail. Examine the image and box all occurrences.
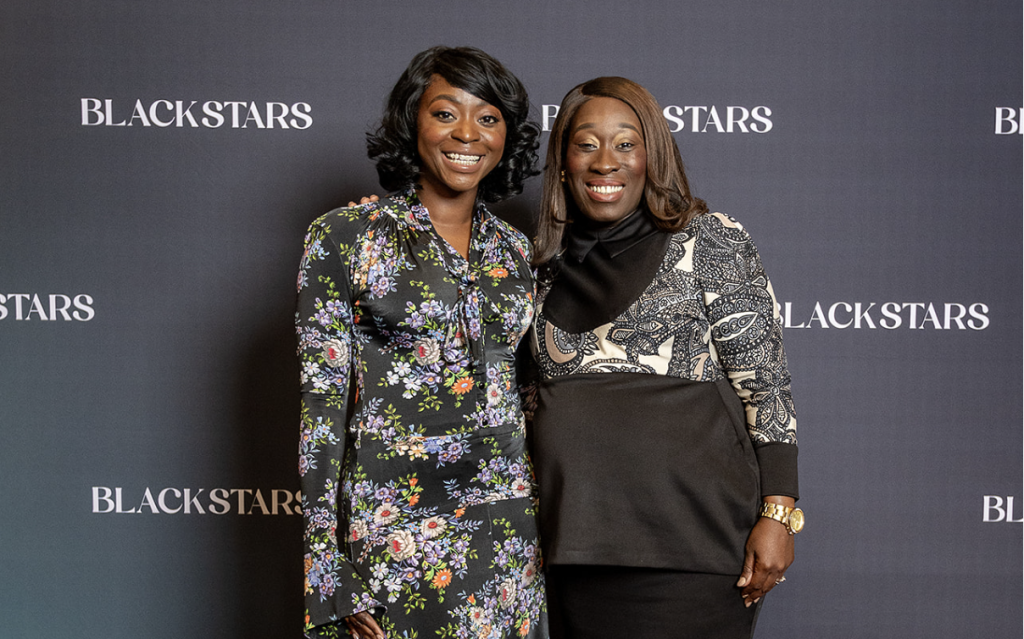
[745,600,752,608]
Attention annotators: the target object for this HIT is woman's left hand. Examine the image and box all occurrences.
[736,497,796,607]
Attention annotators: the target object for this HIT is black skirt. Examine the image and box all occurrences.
[547,565,761,639]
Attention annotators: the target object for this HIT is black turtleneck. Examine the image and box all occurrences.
[542,209,672,334]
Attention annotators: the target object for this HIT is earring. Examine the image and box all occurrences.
[560,170,566,183]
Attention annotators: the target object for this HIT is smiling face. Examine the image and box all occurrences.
[564,97,647,224]
[416,75,506,202]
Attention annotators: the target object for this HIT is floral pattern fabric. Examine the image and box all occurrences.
[296,190,545,638]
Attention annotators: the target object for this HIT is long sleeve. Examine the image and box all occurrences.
[296,216,381,637]
[696,213,799,499]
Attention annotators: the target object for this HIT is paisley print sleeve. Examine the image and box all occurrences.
[297,213,381,635]
[694,213,798,447]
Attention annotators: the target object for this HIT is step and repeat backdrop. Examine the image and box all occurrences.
[1,1,1020,637]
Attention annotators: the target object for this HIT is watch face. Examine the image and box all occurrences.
[789,508,805,533]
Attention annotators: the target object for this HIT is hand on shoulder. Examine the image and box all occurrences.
[347,194,380,207]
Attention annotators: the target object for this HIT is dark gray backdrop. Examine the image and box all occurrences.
[1,1,1021,637]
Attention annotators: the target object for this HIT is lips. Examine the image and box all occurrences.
[444,152,483,167]
[588,184,623,195]
[585,182,626,201]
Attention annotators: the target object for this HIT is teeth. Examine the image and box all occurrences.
[445,153,482,166]
[589,185,624,194]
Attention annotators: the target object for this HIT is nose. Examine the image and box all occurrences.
[591,146,619,174]
[452,118,480,144]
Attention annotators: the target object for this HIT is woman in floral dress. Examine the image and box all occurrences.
[296,47,546,639]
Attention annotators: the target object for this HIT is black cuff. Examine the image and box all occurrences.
[753,442,799,500]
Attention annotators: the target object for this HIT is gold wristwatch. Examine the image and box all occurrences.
[759,502,804,535]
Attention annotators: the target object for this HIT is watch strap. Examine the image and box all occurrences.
[759,502,802,534]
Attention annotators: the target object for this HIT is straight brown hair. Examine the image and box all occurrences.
[534,77,707,264]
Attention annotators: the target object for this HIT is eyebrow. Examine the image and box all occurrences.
[427,94,492,109]
[428,93,461,105]
[573,122,641,134]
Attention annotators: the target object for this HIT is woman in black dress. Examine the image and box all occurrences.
[296,47,546,639]
[527,77,802,638]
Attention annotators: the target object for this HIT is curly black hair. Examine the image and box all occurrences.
[366,46,540,204]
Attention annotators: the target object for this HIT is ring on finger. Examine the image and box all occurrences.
[775,576,787,585]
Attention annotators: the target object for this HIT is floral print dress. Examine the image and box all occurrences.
[296,189,546,639]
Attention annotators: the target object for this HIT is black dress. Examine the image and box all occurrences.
[528,210,798,638]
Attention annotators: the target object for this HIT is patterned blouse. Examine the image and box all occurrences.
[296,190,545,638]
[534,212,797,448]
[529,212,798,571]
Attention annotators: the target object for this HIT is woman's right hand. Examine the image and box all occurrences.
[347,194,380,207]
[343,610,385,639]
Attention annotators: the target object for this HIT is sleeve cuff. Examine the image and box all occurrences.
[754,442,799,500]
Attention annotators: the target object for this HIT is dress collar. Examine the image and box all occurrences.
[565,208,660,262]
[394,187,492,237]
